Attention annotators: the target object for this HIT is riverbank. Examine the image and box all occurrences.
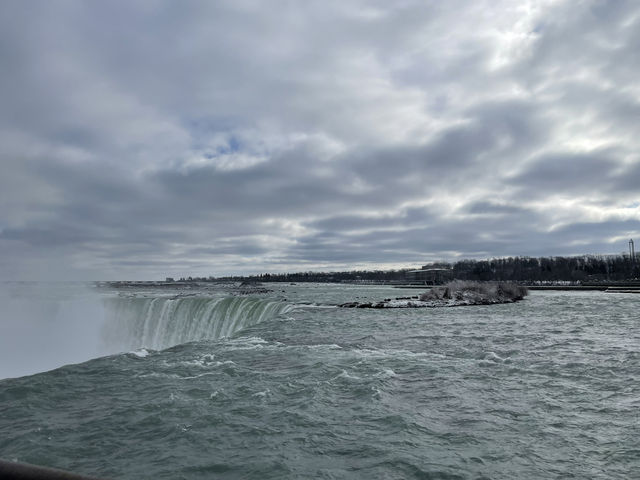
[394,283,640,292]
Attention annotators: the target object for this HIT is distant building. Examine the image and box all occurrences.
[406,267,452,284]
[165,277,175,282]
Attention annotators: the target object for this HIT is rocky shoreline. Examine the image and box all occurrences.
[340,281,528,308]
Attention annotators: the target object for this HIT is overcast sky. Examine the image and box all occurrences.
[1,0,639,280]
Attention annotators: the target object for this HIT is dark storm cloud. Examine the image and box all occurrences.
[0,0,639,279]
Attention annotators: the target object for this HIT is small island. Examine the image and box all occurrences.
[340,281,528,308]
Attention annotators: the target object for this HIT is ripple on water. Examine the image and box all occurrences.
[1,288,639,479]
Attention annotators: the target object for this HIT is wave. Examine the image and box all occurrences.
[102,296,294,351]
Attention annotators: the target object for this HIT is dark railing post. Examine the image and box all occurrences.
[0,459,107,480]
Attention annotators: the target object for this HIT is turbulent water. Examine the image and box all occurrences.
[102,296,294,351]
[0,283,638,479]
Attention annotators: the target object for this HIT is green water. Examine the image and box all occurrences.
[0,284,638,479]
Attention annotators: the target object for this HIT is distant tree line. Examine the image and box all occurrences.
[446,254,638,283]
[211,269,410,283]
[183,253,639,284]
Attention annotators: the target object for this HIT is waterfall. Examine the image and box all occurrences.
[102,296,293,351]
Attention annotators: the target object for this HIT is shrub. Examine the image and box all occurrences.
[420,281,527,302]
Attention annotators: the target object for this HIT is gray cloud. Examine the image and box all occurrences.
[510,151,619,195]
[0,0,639,279]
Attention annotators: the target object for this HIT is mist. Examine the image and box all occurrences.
[0,282,109,379]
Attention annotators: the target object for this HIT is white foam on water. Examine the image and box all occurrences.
[308,343,343,351]
[484,351,506,363]
[171,358,236,369]
[352,347,434,360]
[375,368,397,378]
[333,370,361,381]
[130,348,150,358]
[300,303,339,309]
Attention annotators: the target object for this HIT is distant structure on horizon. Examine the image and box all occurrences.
[630,239,636,264]
[406,264,453,285]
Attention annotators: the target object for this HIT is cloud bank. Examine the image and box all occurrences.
[1,0,639,279]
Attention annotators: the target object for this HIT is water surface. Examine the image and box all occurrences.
[0,283,637,479]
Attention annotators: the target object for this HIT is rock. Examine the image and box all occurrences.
[337,281,528,309]
[339,302,359,308]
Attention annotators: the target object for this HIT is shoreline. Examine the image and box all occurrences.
[95,280,640,293]
[394,284,640,292]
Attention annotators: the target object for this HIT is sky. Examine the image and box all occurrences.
[0,0,639,280]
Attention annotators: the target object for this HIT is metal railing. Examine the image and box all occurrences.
[0,459,107,480]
